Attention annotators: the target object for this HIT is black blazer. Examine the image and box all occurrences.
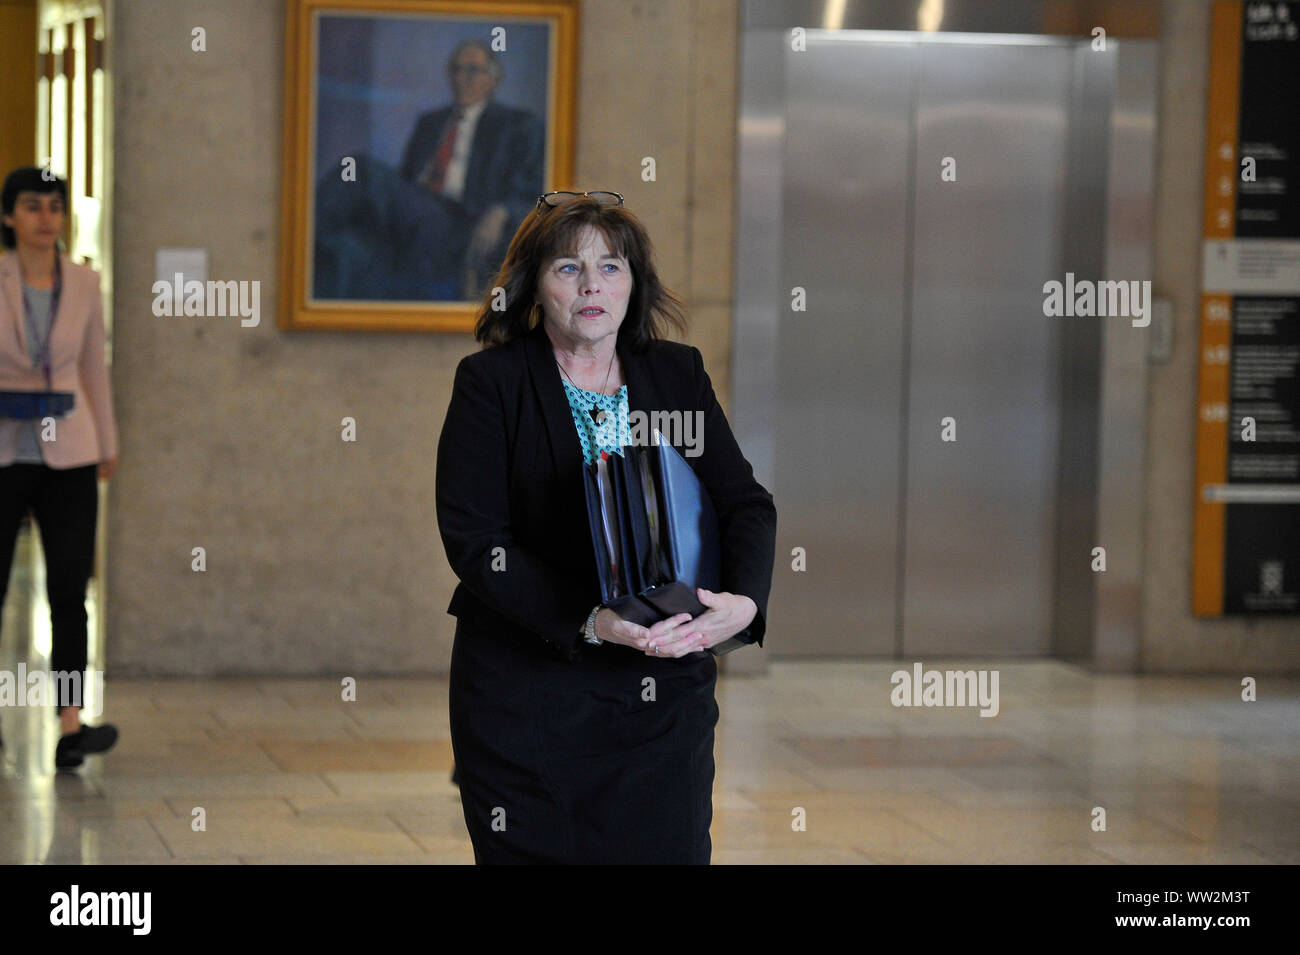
[436,320,777,662]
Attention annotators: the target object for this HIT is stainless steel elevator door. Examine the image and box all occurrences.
[766,34,1070,657]
[772,37,914,655]
[902,41,1067,656]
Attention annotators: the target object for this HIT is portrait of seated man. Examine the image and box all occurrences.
[312,32,545,303]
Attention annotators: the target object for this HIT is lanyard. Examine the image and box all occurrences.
[20,255,62,389]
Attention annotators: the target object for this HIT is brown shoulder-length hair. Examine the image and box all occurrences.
[472,195,688,351]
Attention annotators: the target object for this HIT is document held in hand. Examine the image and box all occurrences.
[0,391,74,420]
[582,435,753,656]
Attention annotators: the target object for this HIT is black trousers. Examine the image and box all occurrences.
[0,462,98,710]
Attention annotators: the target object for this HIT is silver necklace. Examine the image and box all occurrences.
[556,349,615,425]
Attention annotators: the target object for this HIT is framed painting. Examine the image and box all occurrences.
[279,0,579,331]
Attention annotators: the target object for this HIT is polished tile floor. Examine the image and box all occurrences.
[0,661,1295,864]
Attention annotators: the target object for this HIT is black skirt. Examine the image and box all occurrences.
[448,613,720,864]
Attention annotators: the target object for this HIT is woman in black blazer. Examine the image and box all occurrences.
[436,190,776,864]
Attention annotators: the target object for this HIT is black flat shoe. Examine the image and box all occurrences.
[55,723,119,770]
[55,734,85,769]
[72,724,119,755]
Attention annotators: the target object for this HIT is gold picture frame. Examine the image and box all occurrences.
[278,0,579,332]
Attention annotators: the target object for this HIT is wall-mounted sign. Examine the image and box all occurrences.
[1193,1,1300,614]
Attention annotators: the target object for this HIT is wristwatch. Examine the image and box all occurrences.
[581,605,603,645]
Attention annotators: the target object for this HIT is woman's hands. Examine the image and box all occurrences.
[98,455,119,481]
[594,588,758,658]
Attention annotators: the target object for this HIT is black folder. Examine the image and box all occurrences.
[0,391,74,420]
[582,440,752,656]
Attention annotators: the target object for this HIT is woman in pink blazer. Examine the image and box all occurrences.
[0,167,120,769]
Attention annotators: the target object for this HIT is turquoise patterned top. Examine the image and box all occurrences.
[561,380,630,466]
